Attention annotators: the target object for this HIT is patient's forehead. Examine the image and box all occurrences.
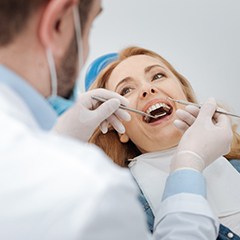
[106,55,169,90]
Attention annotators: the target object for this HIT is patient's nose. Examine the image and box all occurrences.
[142,87,157,98]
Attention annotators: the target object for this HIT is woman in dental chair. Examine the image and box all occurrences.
[88,46,240,239]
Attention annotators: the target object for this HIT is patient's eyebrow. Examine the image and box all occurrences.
[115,77,133,91]
[144,64,166,73]
[114,65,166,90]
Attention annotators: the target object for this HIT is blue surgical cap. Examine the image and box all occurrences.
[85,53,118,91]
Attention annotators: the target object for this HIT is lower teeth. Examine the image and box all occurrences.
[144,112,167,123]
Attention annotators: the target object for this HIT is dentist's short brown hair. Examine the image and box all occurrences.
[0,0,94,46]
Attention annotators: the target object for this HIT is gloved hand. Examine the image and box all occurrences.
[174,105,200,133]
[171,98,233,172]
[54,88,131,142]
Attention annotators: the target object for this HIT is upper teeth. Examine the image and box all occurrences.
[146,103,170,114]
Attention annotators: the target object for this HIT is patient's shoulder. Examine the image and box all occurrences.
[229,159,240,173]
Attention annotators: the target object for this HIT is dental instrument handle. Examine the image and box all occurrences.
[91,96,159,119]
[168,97,240,119]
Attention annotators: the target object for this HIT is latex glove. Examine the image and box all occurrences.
[171,98,233,172]
[174,105,200,132]
[54,88,131,142]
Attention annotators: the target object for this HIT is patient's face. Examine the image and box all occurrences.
[106,55,188,153]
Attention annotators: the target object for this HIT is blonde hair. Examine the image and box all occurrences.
[89,46,240,167]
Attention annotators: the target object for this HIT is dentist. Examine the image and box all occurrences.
[0,0,232,239]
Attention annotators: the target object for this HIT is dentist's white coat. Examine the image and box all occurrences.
[0,83,218,240]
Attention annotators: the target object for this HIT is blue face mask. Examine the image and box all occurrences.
[48,87,77,116]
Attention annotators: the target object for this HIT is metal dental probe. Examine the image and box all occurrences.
[91,96,166,119]
[168,97,240,119]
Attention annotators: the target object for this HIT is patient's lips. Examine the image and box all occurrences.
[142,99,173,123]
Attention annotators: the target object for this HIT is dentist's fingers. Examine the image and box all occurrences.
[185,103,226,125]
[114,109,131,122]
[174,119,189,133]
[99,109,130,134]
[175,109,196,127]
[185,105,200,118]
[94,98,121,123]
[215,112,232,128]
[196,98,217,124]
[212,106,228,123]
[89,88,129,107]
[106,114,126,134]
[100,120,109,134]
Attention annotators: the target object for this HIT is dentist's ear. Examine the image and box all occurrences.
[38,0,78,57]
[119,133,130,143]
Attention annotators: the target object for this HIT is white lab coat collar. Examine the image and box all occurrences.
[0,65,57,130]
[128,149,240,218]
[0,84,40,130]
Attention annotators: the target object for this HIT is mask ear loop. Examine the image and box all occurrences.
[73,5,83,72]
[46,48,58,97]
[47,5,82,98]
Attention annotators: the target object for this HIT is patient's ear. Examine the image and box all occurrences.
[119,133,130,143]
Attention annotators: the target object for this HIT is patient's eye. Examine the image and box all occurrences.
[120,87,132,96]
[152,73,164,81]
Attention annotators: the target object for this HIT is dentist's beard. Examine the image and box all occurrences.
[57,36,78,99]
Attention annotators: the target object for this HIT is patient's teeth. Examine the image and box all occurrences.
[164,105,170,110]
[146,102,170,114]
[156,103,161,109]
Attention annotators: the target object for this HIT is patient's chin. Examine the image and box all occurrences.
[138,131,182,153]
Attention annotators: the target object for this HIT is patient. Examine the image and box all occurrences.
[88,46,240,238]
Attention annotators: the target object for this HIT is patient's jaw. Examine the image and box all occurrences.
[106,55,188,153]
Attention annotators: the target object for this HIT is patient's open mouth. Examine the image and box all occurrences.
[143,102,173,123]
